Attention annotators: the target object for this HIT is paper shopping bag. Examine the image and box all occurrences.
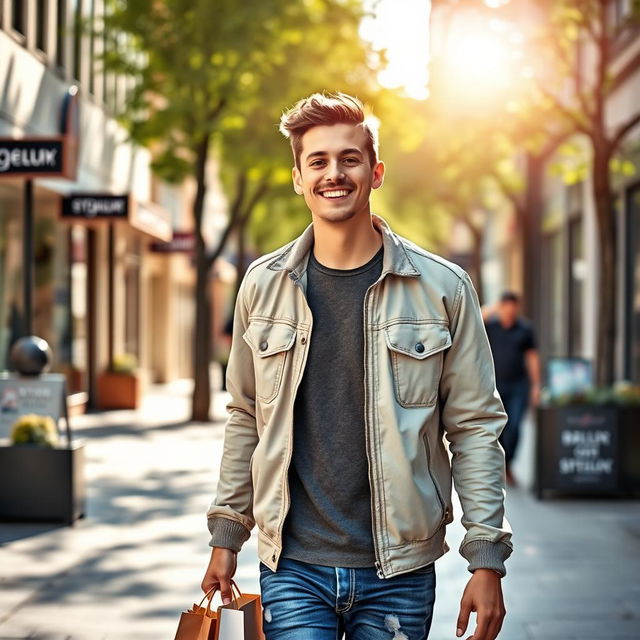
[215,580,265,640]
[174,585,219,640]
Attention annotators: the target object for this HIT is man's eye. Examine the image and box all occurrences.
[344,157,360,164]
[310,160,325,167]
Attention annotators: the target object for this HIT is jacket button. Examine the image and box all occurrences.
[259,340,268,351]
[301,336,307,344]
[272,553,276,561]
[415,342,425,353]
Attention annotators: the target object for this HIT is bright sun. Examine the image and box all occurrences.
[361,1,522,109]
[360,0,431,100]
[430,9,523,112]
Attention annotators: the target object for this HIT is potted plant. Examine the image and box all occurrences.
[97,353,141,409]
[535,381,640,498]
[0,414,86,524]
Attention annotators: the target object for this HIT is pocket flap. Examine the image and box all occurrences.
[384,322,451,359]
[243,321,297,357]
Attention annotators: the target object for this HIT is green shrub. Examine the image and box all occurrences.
[10,414,59,447]
[112,353,138,374]
[542,380,640,407]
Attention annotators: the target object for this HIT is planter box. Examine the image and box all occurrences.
[535,405,640,499]
[97,371,140,409]
[0,440,86,524]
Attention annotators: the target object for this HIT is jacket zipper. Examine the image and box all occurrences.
[363,278,385,579]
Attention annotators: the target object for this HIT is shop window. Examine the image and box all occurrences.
[567,183,585,358]
[69,225,88,392]
[627,183,640,383]
[36,0,48,52]
[568,217,585,357]
[56,0,67,68]
[72,0,82,82]
[123,238,140,360]
[11,0,24,34]
[0,199,24,370]
[87,0,96,94]
[541,231,565,361]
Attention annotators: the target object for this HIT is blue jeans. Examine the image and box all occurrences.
[258,557,436,640]
[497,377,530,467]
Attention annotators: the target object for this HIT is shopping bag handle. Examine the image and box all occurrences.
[198,581,241,614]
[226,580,243,609]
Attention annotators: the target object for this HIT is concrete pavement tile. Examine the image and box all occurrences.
[526,619,640,639]
[0,392,638,639]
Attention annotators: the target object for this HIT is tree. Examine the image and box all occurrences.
[99,0,378,420]
[510,0,640,385]
[430,0,640,383]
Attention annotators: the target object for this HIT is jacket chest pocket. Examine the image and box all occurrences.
[384,321,452,408]
[243,320,297,403]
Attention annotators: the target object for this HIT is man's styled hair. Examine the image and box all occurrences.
[500,290,521,304]
[279,91,379,169]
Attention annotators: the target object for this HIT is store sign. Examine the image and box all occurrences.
[0,140,64,175]
[150,231,195,253]
[555,407,618,490]
[60,192,172,242]
[0,86,79,180]
[0,373,67,442]
[61,194,129,219]
[130,200,172,243]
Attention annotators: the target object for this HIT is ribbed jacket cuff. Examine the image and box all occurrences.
[460,539,513,578]
[207,516,251,553]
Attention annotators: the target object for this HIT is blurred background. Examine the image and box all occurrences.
[0,1,639,638]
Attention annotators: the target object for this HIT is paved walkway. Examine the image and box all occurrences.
[0,381,638,639]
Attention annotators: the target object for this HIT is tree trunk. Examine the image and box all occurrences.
[462,219,484,303]
[235,220,246,302]
[191,134,212,422]
[522,153,544,322]
[592,145,616,386]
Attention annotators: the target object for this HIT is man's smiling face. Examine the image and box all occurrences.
[292,123,384,223]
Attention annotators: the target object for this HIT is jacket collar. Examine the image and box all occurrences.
[267,213,421,280]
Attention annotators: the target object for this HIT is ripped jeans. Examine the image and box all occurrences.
[258,557,436,640]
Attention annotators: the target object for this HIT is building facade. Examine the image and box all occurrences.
[0,0,203,410]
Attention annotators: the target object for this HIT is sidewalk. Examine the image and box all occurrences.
[0,382,638,639]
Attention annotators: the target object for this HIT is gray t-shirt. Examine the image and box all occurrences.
[281,241,384,567]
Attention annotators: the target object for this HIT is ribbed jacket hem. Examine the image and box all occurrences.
[460,539,513,578]
[207,516,251,553]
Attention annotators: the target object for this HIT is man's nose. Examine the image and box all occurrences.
[324,161,345,181]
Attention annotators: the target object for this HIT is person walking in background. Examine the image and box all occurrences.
[203,92,513,640]
[482,291,541,487]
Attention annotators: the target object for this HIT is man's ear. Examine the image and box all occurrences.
[371,160,385,190]
[292,166,304,195]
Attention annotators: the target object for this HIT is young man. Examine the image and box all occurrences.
[482,291,541,487]
[202,92,513,640]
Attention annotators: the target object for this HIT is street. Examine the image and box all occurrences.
[0,381,638,639]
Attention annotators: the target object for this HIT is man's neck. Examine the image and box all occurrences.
[310,212,383,270]
[499,316,517,329]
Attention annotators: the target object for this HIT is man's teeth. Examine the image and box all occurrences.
[321,190,351,198]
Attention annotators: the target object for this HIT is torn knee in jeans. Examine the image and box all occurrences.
[384,614,409,639]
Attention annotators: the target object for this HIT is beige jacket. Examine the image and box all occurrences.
[207,213,513,578]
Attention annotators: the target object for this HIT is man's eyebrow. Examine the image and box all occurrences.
[304,148,364,161]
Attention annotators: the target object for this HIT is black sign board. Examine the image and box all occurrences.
[150,231,195,253]
[61,194,129,219]
[554,406,618,490]
[0,140,64,176]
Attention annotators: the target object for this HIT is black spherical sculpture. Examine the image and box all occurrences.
[10,336,52,376]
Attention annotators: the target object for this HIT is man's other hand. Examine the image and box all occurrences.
[201,547,237,605]
[456,568,506,640]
